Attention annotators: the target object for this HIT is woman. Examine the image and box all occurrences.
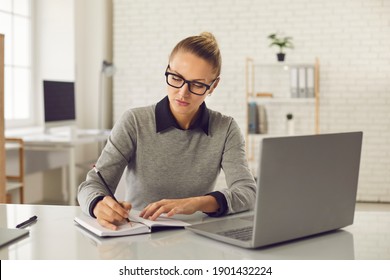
[78,32,256,230]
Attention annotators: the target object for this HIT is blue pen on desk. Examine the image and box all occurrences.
[16,215,38,229]
[93,165,132,225]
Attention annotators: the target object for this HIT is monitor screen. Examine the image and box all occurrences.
[43,80,76,123]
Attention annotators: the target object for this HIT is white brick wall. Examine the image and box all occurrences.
[113,0,390,202]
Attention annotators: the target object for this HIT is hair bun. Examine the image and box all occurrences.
[199,32,216,42]
[169,31,222,77]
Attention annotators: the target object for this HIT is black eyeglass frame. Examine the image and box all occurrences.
[164,65,218,96]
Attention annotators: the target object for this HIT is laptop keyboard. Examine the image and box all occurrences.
[217,226,253,241]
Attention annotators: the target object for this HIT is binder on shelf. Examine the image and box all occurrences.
[248,102,259,134]
[306,66,315,98]
[298,66,307,98]
[290,67,299,98]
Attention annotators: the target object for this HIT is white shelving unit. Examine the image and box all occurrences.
[245,57,320,172]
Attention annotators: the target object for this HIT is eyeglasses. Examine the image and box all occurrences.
[165,66,218,96]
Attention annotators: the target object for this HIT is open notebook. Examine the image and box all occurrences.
[74,211,190,237]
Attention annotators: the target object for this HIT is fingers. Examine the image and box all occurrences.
[166,208,180,218]
[120,201,132,212]
[139,200,168,220]
[93,196,132,230]
[140,198,196,221]
[96,216,118,231]
[150,204,182,221]
[105,197,130,218]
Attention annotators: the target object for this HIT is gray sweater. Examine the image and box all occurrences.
[78,100,256,217]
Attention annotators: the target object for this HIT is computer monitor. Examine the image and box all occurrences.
[43,80,76,134]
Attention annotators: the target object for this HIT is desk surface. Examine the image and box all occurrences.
[6,128,110,148]
[0,204,389,260]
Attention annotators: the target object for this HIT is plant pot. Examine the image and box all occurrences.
[277,53,285,62]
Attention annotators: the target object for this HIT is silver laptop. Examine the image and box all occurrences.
[0,228,29,247]
[187,132,363,248]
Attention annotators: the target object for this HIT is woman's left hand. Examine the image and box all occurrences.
[139,196,218,221]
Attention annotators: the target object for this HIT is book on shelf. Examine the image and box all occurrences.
[74,211,191,237]
[255,92,273,98]
[247,102,268,135]
[248,102,259,134]
[258,105,268,134]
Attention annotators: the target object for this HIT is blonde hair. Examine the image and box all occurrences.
[169,32,222,77]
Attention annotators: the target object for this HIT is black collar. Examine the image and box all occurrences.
[155,96,209,135]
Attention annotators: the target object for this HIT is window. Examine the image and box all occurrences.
[0,0,32,127]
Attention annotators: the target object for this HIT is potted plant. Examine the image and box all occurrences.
[268,33,294,62]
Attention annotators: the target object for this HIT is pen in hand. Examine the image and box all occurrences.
[16,215,38,229]
[93,165,132,225]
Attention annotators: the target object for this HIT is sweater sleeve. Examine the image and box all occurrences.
[219,118,257,214]
[77,109,137,216]
[205,191,228,217]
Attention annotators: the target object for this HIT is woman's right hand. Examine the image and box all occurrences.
[93,196,132,230]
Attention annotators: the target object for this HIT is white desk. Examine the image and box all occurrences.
[5,128,110,205]
[1,204,390,260]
